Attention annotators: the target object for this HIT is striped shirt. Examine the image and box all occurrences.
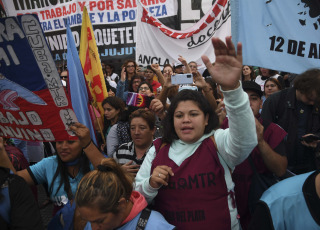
[113,141,153,165]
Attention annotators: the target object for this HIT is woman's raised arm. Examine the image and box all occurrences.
[69,123,106,168]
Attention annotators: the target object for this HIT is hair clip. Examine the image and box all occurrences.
[97,165,113,172]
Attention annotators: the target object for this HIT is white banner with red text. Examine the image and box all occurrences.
[136,0,231,69]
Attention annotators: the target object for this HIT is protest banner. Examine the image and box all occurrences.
[0,14,78,141]
[2,0,178,63]
[79,7,108,120]
[136,0,231,68]
[232,0,320,74]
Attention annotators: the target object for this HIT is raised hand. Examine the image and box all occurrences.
[149,98,166,119]
[120,67,126,82]
[178,55,188,66]
[164,73,174,88]
[68,122,91,148]
[193,71,207,89]
[202,36,242,91]
[151,63,161,73]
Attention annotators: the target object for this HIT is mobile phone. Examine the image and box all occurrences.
[178,85,198,92]
[126,92,154,108]
[301,134,320,143]
[171,73,193,85]
[139,66,147,72]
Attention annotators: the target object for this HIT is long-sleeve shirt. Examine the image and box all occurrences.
[134,83,257,230]
[116,80,128,102]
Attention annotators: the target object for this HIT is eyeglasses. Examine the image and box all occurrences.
[139,86,150,91]
[127,65,135,68]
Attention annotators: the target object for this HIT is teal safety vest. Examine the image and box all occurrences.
[261,171,320,230]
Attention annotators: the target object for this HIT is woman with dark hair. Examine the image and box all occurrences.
[260,78,283,113]
[264,78,282,99]
[158,64,178,110]
[136,81,167,138]
[113,109,157,178]
[138,81,153,95]
[255,67,284,91]
[135,37,257,230]
[116,60,139,101]
[105,63,119,83]
[116,74,143,102]
[0,124,105,217]
[188,61,198,74]
[242,65,256,82]
[102,96,130,157]
[103,69,116,97]
[122,60,137,81]
[102,97,126,136]
[76,158,175,230]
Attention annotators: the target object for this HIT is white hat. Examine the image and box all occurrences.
[173,61,184,68]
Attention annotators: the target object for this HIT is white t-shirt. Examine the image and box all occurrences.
[255,74,280,91]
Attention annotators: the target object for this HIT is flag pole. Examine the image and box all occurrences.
[91,102,106,145]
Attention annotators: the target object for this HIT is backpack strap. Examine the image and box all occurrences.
[136,208,152,230]
[209,135,218,150]
[209,135,232,175]
[153,138,167,154]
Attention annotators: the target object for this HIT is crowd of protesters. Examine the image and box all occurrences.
[0,36,320,230]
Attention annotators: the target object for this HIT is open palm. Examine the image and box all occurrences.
[202,36,242,91]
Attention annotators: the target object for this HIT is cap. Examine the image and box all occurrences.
[242,81,263,98]
[173,61,184,68]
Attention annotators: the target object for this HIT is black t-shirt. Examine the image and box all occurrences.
[0,167,43,230]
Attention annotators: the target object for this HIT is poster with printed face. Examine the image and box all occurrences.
[0,14,78,142]
[232,0,320,74]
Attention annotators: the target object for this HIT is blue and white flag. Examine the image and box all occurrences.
[231,0,320,74]
[66,23,97,145]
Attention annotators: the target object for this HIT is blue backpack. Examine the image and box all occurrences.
[47,200,76,230]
